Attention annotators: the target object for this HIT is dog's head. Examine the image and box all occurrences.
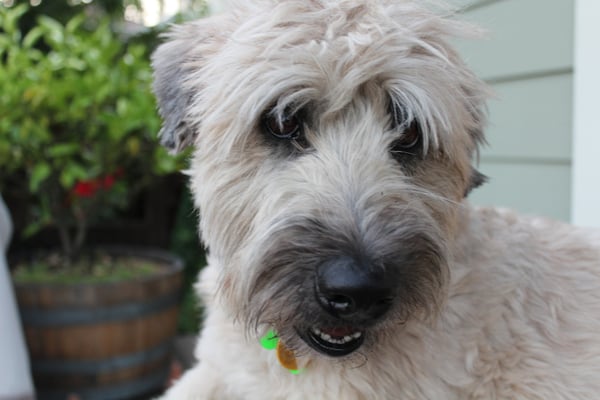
[153,0,488,359]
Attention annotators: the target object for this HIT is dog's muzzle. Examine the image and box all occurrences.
[300,256,394,357]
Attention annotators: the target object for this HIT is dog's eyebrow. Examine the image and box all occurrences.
[387,95,414,130]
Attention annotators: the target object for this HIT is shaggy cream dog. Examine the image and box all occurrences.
[153,1,600,398]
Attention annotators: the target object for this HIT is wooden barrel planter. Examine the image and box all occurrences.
[13,247,184,400]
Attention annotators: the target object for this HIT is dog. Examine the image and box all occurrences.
[152,1,600,398]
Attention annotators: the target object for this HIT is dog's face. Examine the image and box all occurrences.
[153,0,487,359]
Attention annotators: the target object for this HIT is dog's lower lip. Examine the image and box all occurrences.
[300,326,364,357]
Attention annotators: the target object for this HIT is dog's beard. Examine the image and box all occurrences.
[237,214,448,359]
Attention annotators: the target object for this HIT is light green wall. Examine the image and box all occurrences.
[452,0,575,221]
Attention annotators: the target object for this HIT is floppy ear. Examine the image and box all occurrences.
[464,168,488,197]
[152,21,224,152]
[460,82,490,197]
[463,116,489,197]
[152,28,196,152]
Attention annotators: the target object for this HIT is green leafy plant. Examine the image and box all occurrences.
[0,5,186,264]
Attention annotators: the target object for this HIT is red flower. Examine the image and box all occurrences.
[71,170,122,198]
[73,180,99,197]
[102,174,115,189]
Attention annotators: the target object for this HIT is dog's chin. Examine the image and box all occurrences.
[297,326,365,357]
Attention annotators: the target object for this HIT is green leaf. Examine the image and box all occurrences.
[65,13,86,34]
[29,163,51,192]
[47,143,80,158]
[2,4,28,36]
[65,56,86,71]
[69,163,89,181]
[22,211,52,238]
[0,34,10,54]
[22,85,48,107]
[22,26,44,49]
[22,221,44,238]
[38,16,65,46]
[153,147,180,175]
[116,98,129,116]
[59,162,88,189]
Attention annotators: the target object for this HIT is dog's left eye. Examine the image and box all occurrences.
[263,109,301,140]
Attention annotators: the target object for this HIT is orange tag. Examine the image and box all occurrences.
[276,340,298,371]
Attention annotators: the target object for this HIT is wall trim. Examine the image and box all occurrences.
[571,0,600,227]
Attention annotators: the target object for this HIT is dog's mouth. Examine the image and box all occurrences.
[299,326,364,357]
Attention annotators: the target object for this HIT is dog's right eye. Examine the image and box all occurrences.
[388,101,421,159]
[263,109,301,140]
[391,122,420,150]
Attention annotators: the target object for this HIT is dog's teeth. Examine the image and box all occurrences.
[311,328,363,344]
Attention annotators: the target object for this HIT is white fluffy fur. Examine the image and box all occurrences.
[154,1,600,399]
[164,208,600,399]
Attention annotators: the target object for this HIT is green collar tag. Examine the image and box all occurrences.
[260,329,279,350]
[260,329,304,374]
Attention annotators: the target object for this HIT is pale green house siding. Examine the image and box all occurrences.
[452,0,575,221]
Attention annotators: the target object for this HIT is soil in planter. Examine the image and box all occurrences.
[12,252,162,285]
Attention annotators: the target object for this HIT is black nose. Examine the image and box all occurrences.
[315,257,394,320]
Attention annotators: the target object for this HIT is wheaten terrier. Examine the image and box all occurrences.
[152,1,600,398]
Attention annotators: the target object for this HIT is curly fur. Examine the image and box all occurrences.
[153,1,600,399]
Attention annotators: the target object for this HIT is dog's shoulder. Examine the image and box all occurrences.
[456,205,600,319]
[468,205,600,258]
[443,206,600,397]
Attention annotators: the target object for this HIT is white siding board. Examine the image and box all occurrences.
[457,0,574,80]
[571,0,600,227]
[470,162,571,221]
[481,73,573,160]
